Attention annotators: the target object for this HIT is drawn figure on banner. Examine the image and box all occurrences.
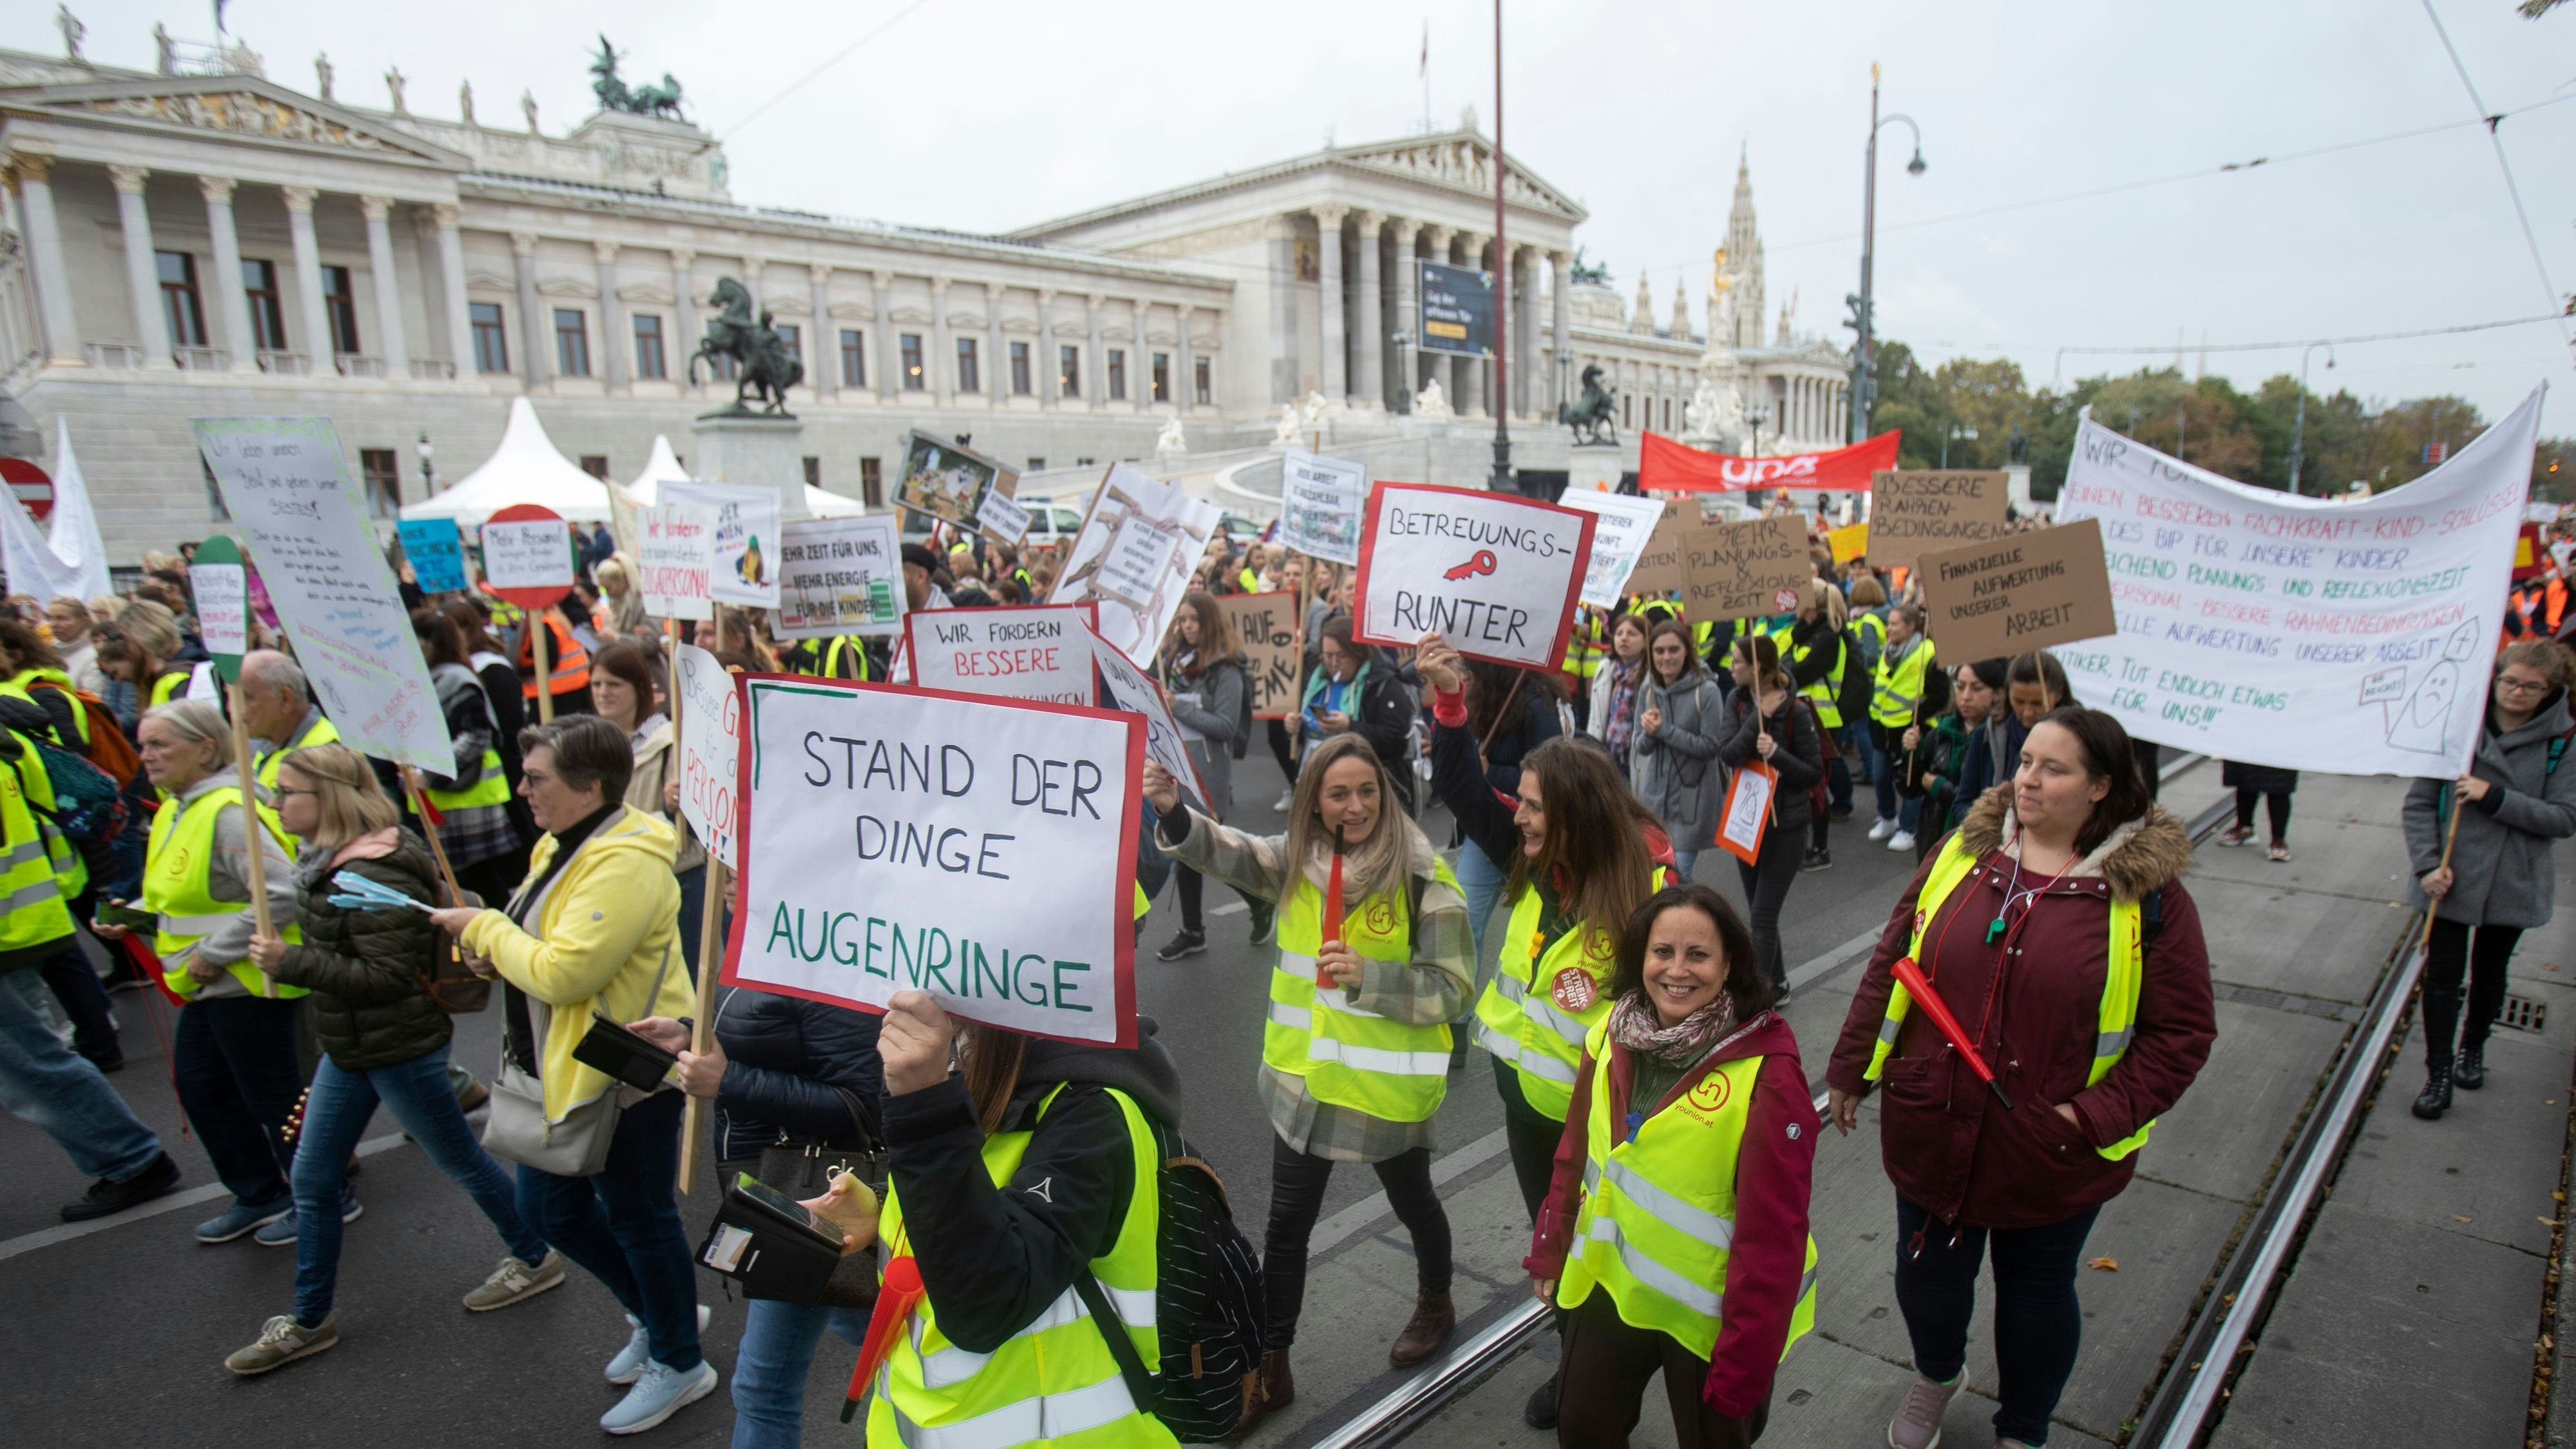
[1051,463,1219,667]
[2385,618,2483,757]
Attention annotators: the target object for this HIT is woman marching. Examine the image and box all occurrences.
[1526,883,1819,1449]
[2404,639,2576,1118]
[1716,636,1825,1002]
[1584,613,1653,782]
[1826,707,2214,1449]
[1627,620,1727,881]
[1155,591,1274,958]
[1143,730,1470,1414]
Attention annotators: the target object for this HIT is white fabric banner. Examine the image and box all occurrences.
[2052,386,2544,778]
[43,418,115,603]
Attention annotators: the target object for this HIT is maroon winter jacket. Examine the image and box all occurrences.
[1825,786,2215,1230]
[1525,1009,1817,1419]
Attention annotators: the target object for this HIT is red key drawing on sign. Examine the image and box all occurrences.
[1444,549,1499,581]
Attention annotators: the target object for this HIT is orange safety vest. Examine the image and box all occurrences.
[517,610,591,700]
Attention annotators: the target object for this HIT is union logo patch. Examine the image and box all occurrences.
[1363,897,1396,936]
[1551,967,1598,1013]
[1687,1073,1732,1113]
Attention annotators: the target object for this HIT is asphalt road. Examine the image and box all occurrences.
[0,744,1948,1448]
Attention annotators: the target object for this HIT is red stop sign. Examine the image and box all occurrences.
[0,459,53,521]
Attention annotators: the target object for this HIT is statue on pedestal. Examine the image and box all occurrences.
[1271,404,1300,444]
[1155,415,1188,459]
[689,277,803,415]
[1560,363,1617,446]
[1414,375,1452,419]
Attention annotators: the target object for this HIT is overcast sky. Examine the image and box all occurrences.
[18,1,2576,439]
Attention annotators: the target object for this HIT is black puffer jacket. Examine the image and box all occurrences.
[270,830,450,1071]
[712,985,886,1161]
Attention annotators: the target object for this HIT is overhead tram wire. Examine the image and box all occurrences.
[2045,312,2567,385]
[2417,0,2574,357]
[720,0,943,140]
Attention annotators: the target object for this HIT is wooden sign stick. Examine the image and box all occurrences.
[226,683,276,991]
[676,601,726,1196]
[531,612,554,723]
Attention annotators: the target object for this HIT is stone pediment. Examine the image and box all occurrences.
[9,73,468,168]
[617,282,676,305]
[535,275,598,299]
[464,268,516,292]
[826,301,875,321]
[1337,132,1584,222]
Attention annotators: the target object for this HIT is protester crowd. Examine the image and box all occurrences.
[25,484,2574,1449]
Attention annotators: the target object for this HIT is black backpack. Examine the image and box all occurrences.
[1834,626,1873,723]
[1074,1116,1267,1442]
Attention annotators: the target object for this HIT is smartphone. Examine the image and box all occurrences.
[732,1173,838,1245]
[94,901,155,931]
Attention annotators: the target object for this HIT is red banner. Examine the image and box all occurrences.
[1638,430,1902,495]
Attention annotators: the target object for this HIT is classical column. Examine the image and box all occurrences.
[361,196,410,377]
[1390,220,1420,410]
[798,264,828,400]
[1455,231,1486,418]
[1084,294,1104,410]
[1311,204,1348,404]
[671,249,697,393]
[10,154,81,365]
[1549,250,1571,417]
[201,176,258,372]
[986,283,1006,406]
[1036,288,1058,410]
[581,240,620,390]
[1516,247,1540,421]
[1175,303,1195,413]
[437,205,473,375]
[1266,215,1298,404]
[108,166,173,368]
[281,186,337,369]
[1129,298,1151,405]
[872,271,898,403]
[929,276,952,408]
[509,229,547,390]
[1352,211,1383,409]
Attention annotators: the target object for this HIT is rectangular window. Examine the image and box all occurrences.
[1622,395,1633,430]
[1108,348,1127,401]
[1059,345,1081,398]
[358,448,401,518]
[579,455,610,479]
[242,259,285,352]
[322,265,360,355]
[1194,357,1211,406]
[1027,457,1046,471]
[469,301,509,374]
[1151,352,1170,404]
[1662,397,1672,431]
[774,323,800,368]
[1010,341,1032,395]
[553,309,591,377]
[632,314,667,379]
[840,330,866,388]
[156,250,206,348]
[860,457,882,509]
[802,457,821,488]
[900,333,925,390]
[956,337,980,395]
[1076,457,1095,468]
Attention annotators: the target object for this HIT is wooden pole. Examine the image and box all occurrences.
[676,601,726,1197]
[2420,788,2468,956]
[532,611,554,723]
[226,683,276,993]
[402,769,466,905]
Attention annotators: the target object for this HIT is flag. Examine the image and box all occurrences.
[1638,430,1902,495]
[1419,21,1428,77]
[46,417,116,603]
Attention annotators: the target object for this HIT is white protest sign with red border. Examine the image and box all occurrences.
[1087,622,1210,813]
[672,644,743,869]
[903,602,1101,704]
[723,674,1144,1047]
[1353,482,1596,670]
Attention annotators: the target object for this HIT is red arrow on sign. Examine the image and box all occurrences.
[0,459,54,522]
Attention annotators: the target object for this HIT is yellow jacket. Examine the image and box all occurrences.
[461,806,690,1121]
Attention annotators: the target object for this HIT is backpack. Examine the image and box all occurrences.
[1833,626,1873,724]
[1227,661,1253,762]
[5,730,135,889]
[29,680,141,787]
[1072,1114,1269,1441]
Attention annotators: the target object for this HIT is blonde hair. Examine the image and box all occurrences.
[1803,578,1848,630]
[1280,734,1428,907]
[141,698,231,777]
[594,555,630,590]
[277,743,401,848]
[106,598,183,661]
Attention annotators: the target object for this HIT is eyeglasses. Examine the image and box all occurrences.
[2497,676,2551,694]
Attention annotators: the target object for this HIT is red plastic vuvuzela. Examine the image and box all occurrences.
[1318,827,1347,987]
[842,1254,925,1422]
[1890,956,2014,1110]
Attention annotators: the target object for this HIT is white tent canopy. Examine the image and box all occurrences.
[401,398,612,522]
[625,433,867,518]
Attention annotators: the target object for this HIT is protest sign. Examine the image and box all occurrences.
[1090,625,1211,810]
[977,491,1033,544]
[1280,450,1368,565]
[1624,511,1689,598]
[397,518,468,593]
[1354,482,1595,670]
[896,430,1018,531]
[638,504,715,621]
[775,515,905,640]
[1678,513,1811,619]
[1917,519,2118,665]
[1717,760,1776,866]
[663,481,781,609]
[1557,488,1672,608]
[1827,522,1870,565]
[672,643,743,869]
[191,416,451,774]
[480,505,576,605]
[2050,388,2543,777]
[188,535,249,670]
[1050,462,1222,667]
[1868,470,2011,567]
[904,603,1100,704]
[724,676,1142,1046]
[2513,522,2546,582]
[607,478,647,561]
[1093,512,1182,609]
[1217,591,1302,719]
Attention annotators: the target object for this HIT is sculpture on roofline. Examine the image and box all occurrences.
[590,35,689,121]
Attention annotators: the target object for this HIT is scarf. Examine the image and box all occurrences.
[1602,659,1643,754]
[1607,986,1739,1066]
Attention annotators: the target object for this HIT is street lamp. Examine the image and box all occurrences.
[1848,62,1925,444]
[416,431,435,495]
[1941,422,1976,469]
[2284,343,2334,497]
[1745,400,1770,461]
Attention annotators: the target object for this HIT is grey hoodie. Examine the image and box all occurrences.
[2405,689,2576,928]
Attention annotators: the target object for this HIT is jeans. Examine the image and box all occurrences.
[1734,824,1803,990]
[1892,1195,2101,1446]
[676,863,710,981]
[2423,918,2520,1061]
[1670,848,1700,882]
[290,1043,548,1324]
[1870,723,1922,834]
[731,1298,867,1449]
[1262,1134,1451,1349]
[516,1088,703,1372]
[0,963,160,1182]
[1452,836,1509,1024]
[174,993,304,1206]
[1826,726,1856,816]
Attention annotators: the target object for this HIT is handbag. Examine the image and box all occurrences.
[482,940,678,1177]
[745,1088,883,1306]
[422,888,491,1015]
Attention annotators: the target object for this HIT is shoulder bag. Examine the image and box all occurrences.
[482,939,677,1177]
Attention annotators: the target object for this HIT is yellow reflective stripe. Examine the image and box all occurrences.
[916,1284,1157,1390]
[1583,1215,1722,1317]
[1303,1036,1450,1077]
[1267,1001,1311,1032]
[1524,993,1593,1049]
[160,909,241,934]
[1600,1158,1736,1249]
[1273,955,1397,1019]
[0,837,46,869]
[0,876,62,911]
[887,1374,1145,1449]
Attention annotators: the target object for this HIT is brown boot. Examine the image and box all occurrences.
[1260,1349,1295,1412]
[1388,1290,1455,1367]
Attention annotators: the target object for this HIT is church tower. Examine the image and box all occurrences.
[1671,277,1690,341]
[1724,146,1767,350]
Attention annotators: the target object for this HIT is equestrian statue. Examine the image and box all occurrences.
[1561,362,1618,446]
[689,278,803,415]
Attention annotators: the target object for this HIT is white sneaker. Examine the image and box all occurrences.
[600,1356,720,1435]
[1866,817,1897,842]
[605,1305,714,1385]
[1272,788,1294,813]
[1888,831,1916,853]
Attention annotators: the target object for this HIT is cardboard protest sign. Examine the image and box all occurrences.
[1354,482,1595,670]
[724,675,1143,1046]
[1624,511,1689,599]
[672,643,743,869]
[1678,513,1812,620]
[775,515,905,641]
[1558,488,1671,608]
[977,491,1033,545]
[1828,522,1870,565]
[2052,388,2543,776]
[397,518,468,594]
[187,535,249,678]
[1089,625,1211,811]
[480,505,577,607]
[904,603,1100,704]
[1279,450,1367,566]
[1917,518,2117,666]
[1868,470,2011,567]
[1049,462,1222,668]
[638,504,715,621]
[896,430,1018,533]
[663,481,780,609]
[191,417,452,774]
[1217,591,1302,719]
